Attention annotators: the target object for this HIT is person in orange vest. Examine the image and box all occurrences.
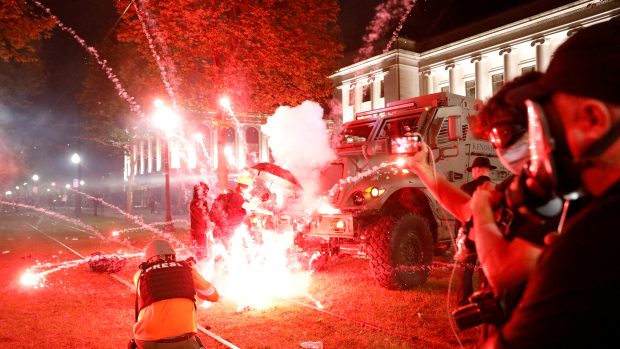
[130,239,218,349]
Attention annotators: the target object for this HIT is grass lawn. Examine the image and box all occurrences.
[1,208,481,348]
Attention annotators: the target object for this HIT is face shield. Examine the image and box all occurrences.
[495,133,529,175]
[524,99,584,200]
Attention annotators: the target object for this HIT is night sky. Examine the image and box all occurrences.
[5,0,573,189]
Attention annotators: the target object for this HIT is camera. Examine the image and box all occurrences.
[389,133,422,155]
[452,289,505,330]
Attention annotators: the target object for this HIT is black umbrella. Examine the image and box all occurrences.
[246,162,303,190]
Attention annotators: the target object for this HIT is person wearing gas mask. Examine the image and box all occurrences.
[130,239,218,349]
[406,71,547,297]
[471,18,620,348]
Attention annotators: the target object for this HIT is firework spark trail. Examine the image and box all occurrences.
[69,189,187,249]
[383,0,416,54]
[117,219,189,234]
[356,0,416,62]
[30,0,144,118]
[0,200,109,239]
[29,252,143,275]
[196,136,213,166]
[327,160,398,198]
[133,0,178,109]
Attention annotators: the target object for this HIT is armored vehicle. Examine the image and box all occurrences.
[299,92,506,290]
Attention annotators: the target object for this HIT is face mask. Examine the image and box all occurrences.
[496,133,529,175]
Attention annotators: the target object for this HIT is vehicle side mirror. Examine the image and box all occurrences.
[447,115,462,141]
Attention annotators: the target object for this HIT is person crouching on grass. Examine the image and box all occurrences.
[130,239,218,349]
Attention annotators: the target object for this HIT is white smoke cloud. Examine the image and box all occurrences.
[261,101,336,212]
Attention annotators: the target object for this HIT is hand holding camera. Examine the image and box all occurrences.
[403,136,431,174]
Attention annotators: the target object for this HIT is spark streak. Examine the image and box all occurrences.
[30,0,145,118]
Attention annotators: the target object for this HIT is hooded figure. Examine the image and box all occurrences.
[130,239,218,349]
[189,182,209,259]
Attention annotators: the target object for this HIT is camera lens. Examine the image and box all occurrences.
[452,303,484,330]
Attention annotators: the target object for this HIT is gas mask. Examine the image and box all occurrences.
[504,97,582,220]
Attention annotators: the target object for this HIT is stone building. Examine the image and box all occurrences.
[330,0,619,123]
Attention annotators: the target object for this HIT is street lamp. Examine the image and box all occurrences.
[32,174,39,182]
[152,99,180,232]
[216,96,231,191]
[71,153,81,215]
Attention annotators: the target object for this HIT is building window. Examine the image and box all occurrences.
[245,127,260,165]
[440,85,450,93]
[348,88,355,106]
[521,66,535,74]
[380,79,385,98]
[465,80,476,98]
[491,73,504,95]
[362,85,371,103]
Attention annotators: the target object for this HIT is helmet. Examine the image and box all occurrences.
[236,174,253,186]
[145,239,175,261]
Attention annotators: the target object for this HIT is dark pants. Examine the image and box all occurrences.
[135,335,204,349]
[456,253,485,306]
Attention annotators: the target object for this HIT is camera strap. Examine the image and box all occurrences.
[576,119,620,164]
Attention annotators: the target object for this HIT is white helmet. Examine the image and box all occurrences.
[144,239,175,261]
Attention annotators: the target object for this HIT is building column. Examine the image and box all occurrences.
[447,63,463,95]
[422,70,433,95]
[353,83,361,116]
[532,38,550,72]
[341,83,350,109]
[500,47,516,83]
[139,139,145,175]
[237,128,245,169]
[370,76,380,109]
[472,56,486,100]
[156,138,162,172]
[147,137,153,173]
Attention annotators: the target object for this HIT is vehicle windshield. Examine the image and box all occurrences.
[338,122,374,145]
[377,116,420,139]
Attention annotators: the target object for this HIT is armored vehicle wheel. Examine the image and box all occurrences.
[366,213,434,290]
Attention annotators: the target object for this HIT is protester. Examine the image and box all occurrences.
[454,156,494,306]
[209,174,254,244]
[131,239,218,349]
[471,19,620,347]
[189,182,209,259]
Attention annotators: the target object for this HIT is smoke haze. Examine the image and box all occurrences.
[261,101,335,211]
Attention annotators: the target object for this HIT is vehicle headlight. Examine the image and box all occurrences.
[370,187,380,197]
